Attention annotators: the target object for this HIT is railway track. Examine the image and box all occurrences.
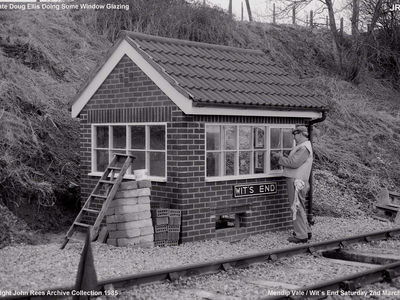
[2,227,400,300]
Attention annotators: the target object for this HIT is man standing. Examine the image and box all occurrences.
[273,126,313,243]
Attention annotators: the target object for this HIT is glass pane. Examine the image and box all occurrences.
[96,150,108,172]
[207,152,220,177]
[239,151,251,175]
[270,150,282,171]
[149,152,165,177]
[254,126,265,149]
[150,125,165,150]
[254,151,265,174]
[206,125,220,150]
[96,126,108,148]
[131,126,145,149]
[224,126,237,150]
[270,128,281,149]
[112,126,126,149]
[239,126,251,149]
[224,152,235,176]
[129,151,145,170]
[283,129,293,149]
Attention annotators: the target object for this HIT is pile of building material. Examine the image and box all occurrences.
[375,189,400,224]
[106,181,154,247]
[152,208,181,246]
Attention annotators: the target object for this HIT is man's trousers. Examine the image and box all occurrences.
[287,177,311,240]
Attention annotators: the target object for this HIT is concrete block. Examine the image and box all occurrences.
[109,198,138,208]
[106,208,115,216]
[117,237,141,247]
[115,189,139,199]
[140,226,154,236]
[107,223,117,231]
[119,181,138,191]
[137,181,151,189]
[137,188,150,197]
[106,215,116,224]
[107,238,117,246]
[117,218,153,230]
[134,241,154,248]
[140,234,154,243]
[114,211,150,223]
[138,196,150,204]
[109,228,140,239]
[114,203,151,214]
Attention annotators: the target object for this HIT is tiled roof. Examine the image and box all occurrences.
[122,31,327,111]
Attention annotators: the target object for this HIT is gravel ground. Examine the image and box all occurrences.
[121,254,372,300]
[348,239,400,255]
[0,216,398,293]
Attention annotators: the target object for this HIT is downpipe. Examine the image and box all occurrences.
[307,110,327,225]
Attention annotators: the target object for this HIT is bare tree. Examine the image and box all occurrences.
[245,0,253,21]
[351,0,360,35]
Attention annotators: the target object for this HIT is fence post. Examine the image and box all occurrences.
[241,1,244,21]
[310,10,313,28]
[245,0,253,21]
[340,17,344,36]
[228,0,232,16]
[292,3,296,25]
[273,3,276,24]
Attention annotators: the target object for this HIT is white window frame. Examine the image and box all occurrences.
[205,124,295,182]
[90,122,167,182]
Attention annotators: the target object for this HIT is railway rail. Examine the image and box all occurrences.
[2,227,400,300]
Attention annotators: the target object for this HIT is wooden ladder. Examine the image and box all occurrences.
[61,154,135,249]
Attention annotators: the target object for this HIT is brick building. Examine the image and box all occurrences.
[71,31,327,243]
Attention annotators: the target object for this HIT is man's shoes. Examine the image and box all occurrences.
[292,232,312,240]
[287,236,308,244]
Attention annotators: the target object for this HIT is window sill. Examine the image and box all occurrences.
[205,172,284,182]
[88,172,167,182]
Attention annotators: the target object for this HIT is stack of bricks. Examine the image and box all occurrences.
[152,208,181,246]
[106,180,154,247]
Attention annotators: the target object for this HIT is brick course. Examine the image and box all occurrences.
[78,54,310,243]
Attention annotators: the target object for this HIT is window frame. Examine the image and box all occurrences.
[90,122,167,182]
[205,123,295,182]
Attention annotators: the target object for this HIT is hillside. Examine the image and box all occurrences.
[0,2,399,245]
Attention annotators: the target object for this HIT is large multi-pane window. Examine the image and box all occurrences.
[92,124,166,179]
[206,124,294,178]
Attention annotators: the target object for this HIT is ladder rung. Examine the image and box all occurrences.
[83,208,100,213]
[108,166,122,170]
[74,222,91,228]
[99,180,115,184]
[68,237,83,242]
[91,194,107,199]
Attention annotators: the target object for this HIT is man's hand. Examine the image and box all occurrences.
[271,152,282,159]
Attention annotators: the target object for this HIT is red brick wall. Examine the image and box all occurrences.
[78,54,310,243]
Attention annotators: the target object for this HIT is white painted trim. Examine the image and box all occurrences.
[90,122,167,180]
[88,172,167,183]
[205,173,283,182]
[205,123,296,181]
[189,107,322,119]
[72,38,323,119]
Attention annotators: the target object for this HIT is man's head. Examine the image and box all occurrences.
[292,126,309,144]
